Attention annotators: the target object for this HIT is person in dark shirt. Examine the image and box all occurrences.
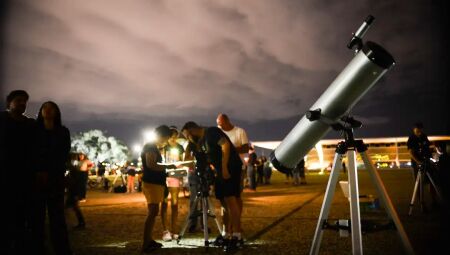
[126,162,137,193]
[0,90,36,254]
[33,101,72,255]
[407,122,432,176]
[96,162,109,190]
[292,159,307,186]
[182,121,244,252]
[406,122,438,208]
[247,146,257,191]
[436,142,449,207]
[140,125,177,253]
[65,153,89,230]
[256,156,264,185]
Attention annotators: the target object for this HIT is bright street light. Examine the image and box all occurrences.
[143,130,156,143]
[133,144,142,154]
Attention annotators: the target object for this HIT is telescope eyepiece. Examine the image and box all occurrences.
[365,15,375,25]
[347,15,375,51]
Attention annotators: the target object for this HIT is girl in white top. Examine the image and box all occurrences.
[161,128,185,241]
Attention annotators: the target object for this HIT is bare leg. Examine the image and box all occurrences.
[143,203,159,249]
[237,197,243,215]
[224,196,241,233]
[169,187,180,234]
[220,199,229,235]
[161,202,168,231]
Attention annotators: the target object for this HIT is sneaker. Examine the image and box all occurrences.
[213,234,226,247]
[162,230,172,242]
[224,237,239,252]
[73,223,85,230]
[142,240,163,253]
[236,238,244,249]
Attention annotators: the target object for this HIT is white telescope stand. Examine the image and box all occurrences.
[310,139,414,255]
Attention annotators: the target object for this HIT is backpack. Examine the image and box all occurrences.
[113,184,127,193]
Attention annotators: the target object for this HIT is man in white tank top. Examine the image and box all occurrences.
[216,113,249,246]
[216,114,249,165]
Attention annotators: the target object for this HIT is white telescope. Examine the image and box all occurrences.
[270,17,415,255]
[270,17,395,173]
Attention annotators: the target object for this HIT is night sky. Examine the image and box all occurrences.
[1,0,449,147]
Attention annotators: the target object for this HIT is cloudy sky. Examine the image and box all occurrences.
[1,0,449,146]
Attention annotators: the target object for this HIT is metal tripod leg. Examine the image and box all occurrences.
[361,152,414,255]
[177,192,222,247]
[408,171,422,216]
[310,153,344,255]
[202,197,209,247]
[202,196,223,247]
[109,174,119,192]
[178,194,201,242]
[419,172,424,212]
[347,150,363,255]
[207,196,223,234]
[425,171,444,202]
[108,173,126,192]
[409,167,443,216]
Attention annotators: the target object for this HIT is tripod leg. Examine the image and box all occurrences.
[408,172,421,216]
[202,197,210,247]
[361,152,415,255]
[310,153,344,255]
[207,197,223,234]
[109,175,119,192]
[178,195,201,242]
[347,150,363,255]
[419,172,424,212]
[425,171,444,202]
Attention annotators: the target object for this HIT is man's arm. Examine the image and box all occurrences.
[184,144,196,171]
[219,137,231,179]
[145,151,169,171]
[235,143,249,154]
[235,128,249,154]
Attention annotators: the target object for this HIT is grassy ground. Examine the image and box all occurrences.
[61,169,450,255]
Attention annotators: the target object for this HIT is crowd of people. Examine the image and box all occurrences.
[0,89,281,254]
[2,89,447,255]
[1,90,75,255]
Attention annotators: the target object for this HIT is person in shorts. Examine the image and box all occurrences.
[160,127,184,241]
[141,125,177,253]
[182,121,244,252]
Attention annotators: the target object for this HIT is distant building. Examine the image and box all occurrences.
[253,136,450,170]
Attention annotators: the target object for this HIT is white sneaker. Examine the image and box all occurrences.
[162,230,172,242]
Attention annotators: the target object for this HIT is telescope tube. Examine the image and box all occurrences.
[270,41,395,173]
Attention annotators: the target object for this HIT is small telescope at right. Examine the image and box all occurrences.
[270,15,395,173]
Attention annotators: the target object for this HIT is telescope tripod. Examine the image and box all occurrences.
[108,171,127,193]
[310,135,414,255]
[408,162,442,215]
[177,184,222,249]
